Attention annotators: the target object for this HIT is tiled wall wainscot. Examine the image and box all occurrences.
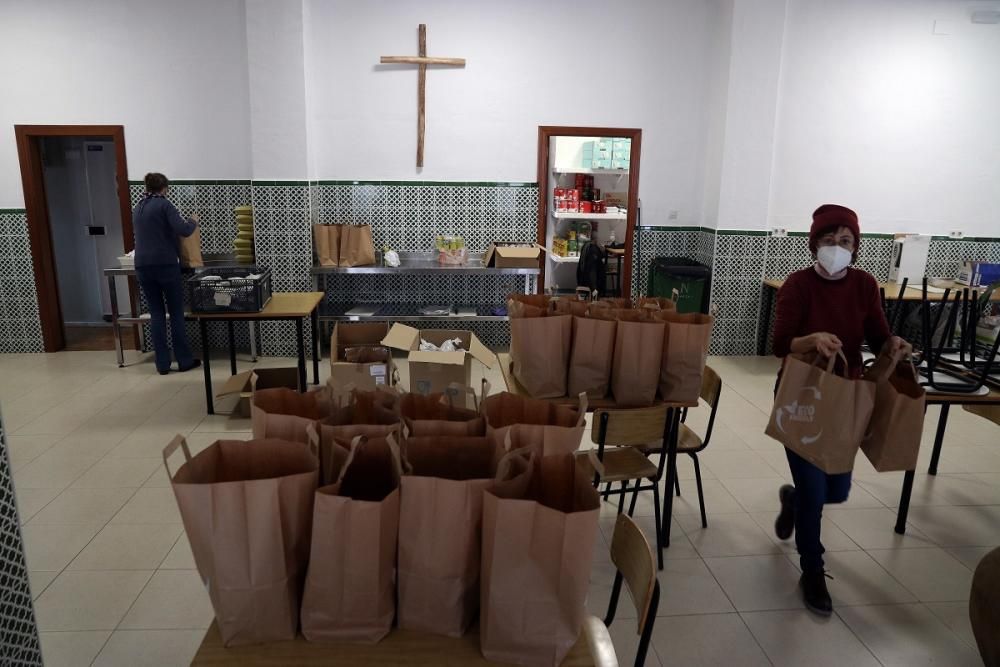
[0,406,44,666]
[0,210,44,354]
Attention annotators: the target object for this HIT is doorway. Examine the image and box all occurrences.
[15,125,136,352]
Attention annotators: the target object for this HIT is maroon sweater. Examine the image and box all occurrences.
[773,267,891,378]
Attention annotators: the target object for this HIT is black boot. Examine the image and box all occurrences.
[800,570,833,616]
[775,484,796,540]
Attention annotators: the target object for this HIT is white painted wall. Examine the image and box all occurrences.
[768,0,1000,236]
[0,0,252,207]
[303,0,728,226]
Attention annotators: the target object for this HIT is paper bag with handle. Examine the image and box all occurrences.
[480,450,601,667]
[338,223,376,267]
[861,352,926,472]
[396,433,499,637]
[179,227,204,268]
[652,310,714,403]
[163,435,318,646]
[567,305,618,399]
[250,374,332,444]
[313,224,340,267]
[609,308,665,406]
[300,430,403,643]
[400,381,489,436]
[482,391,588,460]
[316,386,401,484]
[508,300,573,398]
[765,352,876,474]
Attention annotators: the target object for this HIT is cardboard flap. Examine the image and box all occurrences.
[497,246,540,259]
[409,350,468,366]
[468,334,494,368]
[484,245,497,267]
[216,370,253,398]
[382,323,420,351]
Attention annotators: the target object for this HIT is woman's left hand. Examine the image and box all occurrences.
[886,335,913,362]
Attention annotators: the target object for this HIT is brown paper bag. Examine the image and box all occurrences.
[653,311,714,403]
[611,310,665,406]
[482,392,587,459]
[179,228,204,268]
[635,297,677,312]
[400,382,487,436]
[552,298,590,317]
[250,379,331,444]
[339,224,376,267]
[164,436,318,646]
[766,352,876,474]
[508,294,553,318]
[315,388,401,484]
[510,314,573,398]
[301,433,403,643]
[397,434,498,637]
[313,225,339,267]
[861,357,926,472]
[568,315,617,398]
[480,453,601,666]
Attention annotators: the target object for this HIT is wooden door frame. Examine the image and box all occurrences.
[536,125,642,296]
[14,124,136,352]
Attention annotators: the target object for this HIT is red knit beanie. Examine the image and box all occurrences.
[809,204,860,254]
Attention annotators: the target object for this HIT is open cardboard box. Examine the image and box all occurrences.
[329,321,395,394]
[216,367,300,417]
[484,243,541,269]
[382,324,495,399]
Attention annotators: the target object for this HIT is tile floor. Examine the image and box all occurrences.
[2,351,997,666]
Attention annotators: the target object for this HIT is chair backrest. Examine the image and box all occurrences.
[610,513,657,633]
[699,366,722,408]
[590,405,669,447]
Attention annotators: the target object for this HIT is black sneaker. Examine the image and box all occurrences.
[800,570,833,616]
[775,484,796,540]
[178,360,202,373]
[157,369,169,376]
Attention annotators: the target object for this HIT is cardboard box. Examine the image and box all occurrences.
[956,261,1000,287]
[382,324,494,397]
[484,243,541,269]
[888,234,931,284]
[216,367,300,417]
[330,321,395,392]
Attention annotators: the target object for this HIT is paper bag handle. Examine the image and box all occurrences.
[305,422,321,459]
[494,444,534,483]
[386,431,413,475]
[334,434,367,485]
[162,434,192,480]
[586,448,606,479]
[807,350,849,378]
[575,393,589,427]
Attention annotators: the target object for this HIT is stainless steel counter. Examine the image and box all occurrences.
[310,251,541,276]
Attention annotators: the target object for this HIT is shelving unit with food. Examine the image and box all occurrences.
[541,134,636,296]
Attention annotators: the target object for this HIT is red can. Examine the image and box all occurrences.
[566,188,580,201]
[579,201,593,213]
[554,187,566,198]
[574,174,586,188]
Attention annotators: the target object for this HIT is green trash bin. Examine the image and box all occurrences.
[647,257,711,314]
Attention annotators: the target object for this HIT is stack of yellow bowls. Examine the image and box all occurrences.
[234,205,255,263]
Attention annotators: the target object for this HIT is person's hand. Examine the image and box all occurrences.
[190,212,200,224]
[885,335,912,362]
[811,332,843,358]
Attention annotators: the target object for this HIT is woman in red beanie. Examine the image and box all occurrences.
[771,204,911,616]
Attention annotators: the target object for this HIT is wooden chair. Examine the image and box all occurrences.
[584,404,671,569]
[583,514,661,667]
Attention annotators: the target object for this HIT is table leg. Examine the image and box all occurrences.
[296,318,306,392]
[895,469,916,534]
[200,319,214,415]
[249,321,258,361]
[660,407,681,547]
[928,403,949,476]
[227,321,237,376]
[758,285,774,356]
[311,308,320,385]
[109,274,124,367]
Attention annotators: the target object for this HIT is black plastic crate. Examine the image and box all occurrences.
[186,267,272,313]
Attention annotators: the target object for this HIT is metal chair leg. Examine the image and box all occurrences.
[602,481,613,501]
[652,480,664,570]
[674,473,681,497]
[617,481,628,515]
[691,453,708,529]
[627,479,641,516]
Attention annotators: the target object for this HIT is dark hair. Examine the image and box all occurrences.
[144,172,169,193]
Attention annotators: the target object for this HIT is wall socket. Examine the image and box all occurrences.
[668,210,679,220]
[771,227,787,237]
[949,230,964,239]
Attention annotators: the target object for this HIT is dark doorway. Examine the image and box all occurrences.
[14,125,136,352]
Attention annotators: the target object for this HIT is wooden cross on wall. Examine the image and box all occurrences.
[380,24,465,168]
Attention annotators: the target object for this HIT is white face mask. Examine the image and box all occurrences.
[816,245,852,276]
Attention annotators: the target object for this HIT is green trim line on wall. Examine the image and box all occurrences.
[637,225,715,233]
[0,208,27,214]
[786,231,895,239]
[127,179,252,186]
[312,180,537,187]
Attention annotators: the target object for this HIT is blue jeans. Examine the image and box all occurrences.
[137,264,194,373]
[785,448,852,573]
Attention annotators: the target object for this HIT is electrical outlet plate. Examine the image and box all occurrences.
[949,230,964,239]
[668,210,679,220]
[771,227,787,237]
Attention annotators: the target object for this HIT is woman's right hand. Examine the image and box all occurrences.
[790,331,842,357]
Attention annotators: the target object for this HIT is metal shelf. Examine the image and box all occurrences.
[549,254,580,264]
[311,251,540,276]
[552,212,626,221]
[318,303,508,322]
[553,168,629,175]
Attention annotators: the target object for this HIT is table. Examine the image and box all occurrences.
[497,353,696,549]
[192,621,595,666]
[758,277,1000,355]
[895,384,1000,534]
[188,292,324,414]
